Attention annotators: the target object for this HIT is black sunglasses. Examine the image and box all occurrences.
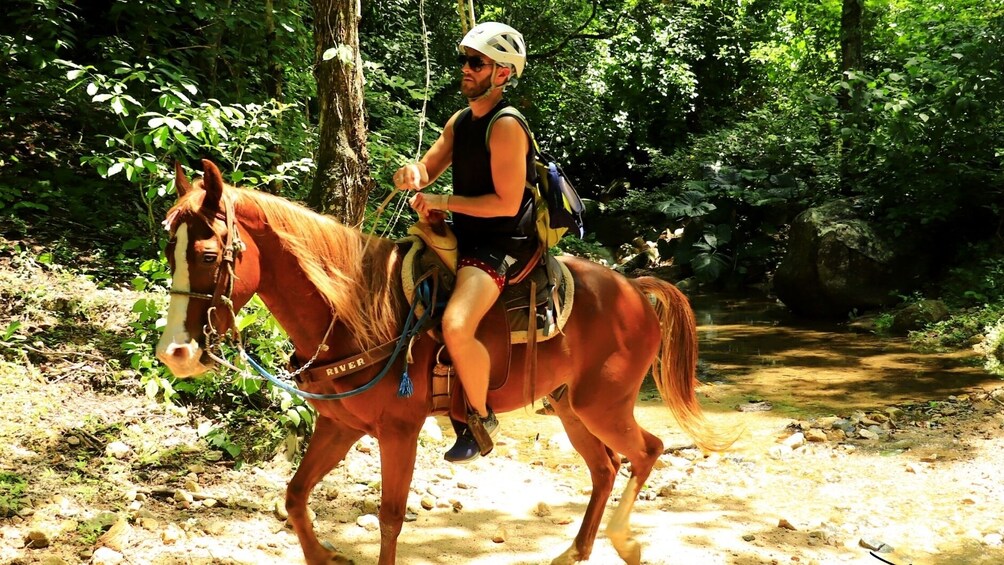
[456,54,492,72]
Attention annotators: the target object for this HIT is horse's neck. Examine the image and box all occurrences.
[253,229,400,361]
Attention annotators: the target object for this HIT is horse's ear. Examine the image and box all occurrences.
[174,162,193,197]
[200,159,225,210]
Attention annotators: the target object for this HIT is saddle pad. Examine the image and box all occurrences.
[400,235,454,319]
[506,258,574,344]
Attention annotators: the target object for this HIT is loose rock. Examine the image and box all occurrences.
[96,519,131,551]
[161,523,185,544]
[25,530,50,549]
[781,432,805,449]
[768,445,793,460]
[804,429,828,443]
[356,514,380,531]
[858,428,880,440]
[859,538,893,553]
[274,500,289,520]
[105,441,131,459]
[533,502,552,517]
[420,417,443,442]
[91,547,124,565]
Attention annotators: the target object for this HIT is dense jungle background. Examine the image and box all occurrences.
[1,0,1004,563]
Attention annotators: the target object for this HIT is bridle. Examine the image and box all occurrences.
[169,194,246,350]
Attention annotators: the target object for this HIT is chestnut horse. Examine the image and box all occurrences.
[156,160,733,565]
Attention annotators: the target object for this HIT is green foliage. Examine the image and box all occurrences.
[636,103,833,284]
[913,244,1004,361]
[940,244,1004,308]
[0,472,28,518]
[128,291,314,464]
[871,311,896,336]
[554,233,611,263]
[57,58,315,247]
[2,321,24,343]
[687,223,734,283]
[76,515,113,545]
[839,29,1004,231]
[977,315,1004,377]
[0,0,324,465]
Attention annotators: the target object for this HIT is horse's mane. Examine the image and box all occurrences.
[168,183,401,351]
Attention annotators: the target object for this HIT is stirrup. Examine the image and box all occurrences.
[466,408,498,456]
[444,410,498,463]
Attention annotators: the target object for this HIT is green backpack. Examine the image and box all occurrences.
[460,106,586,248]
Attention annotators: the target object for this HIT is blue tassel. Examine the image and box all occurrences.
[398,369,413,398]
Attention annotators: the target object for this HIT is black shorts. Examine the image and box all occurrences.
[457,237,540,291]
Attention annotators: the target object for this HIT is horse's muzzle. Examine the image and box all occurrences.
[156,340,215,378]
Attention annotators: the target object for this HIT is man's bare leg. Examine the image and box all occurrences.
[441,266,501,418]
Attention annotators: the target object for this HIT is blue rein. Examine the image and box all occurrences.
[244,278,438,401]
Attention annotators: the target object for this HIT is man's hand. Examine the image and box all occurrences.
[409,193,449,217]
[393,162,428,191]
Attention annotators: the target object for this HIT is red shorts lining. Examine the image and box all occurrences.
[458,257,506,292]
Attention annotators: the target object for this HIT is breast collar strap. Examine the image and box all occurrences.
[291,339,401,385]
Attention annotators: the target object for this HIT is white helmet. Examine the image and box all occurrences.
[459,22,526,78]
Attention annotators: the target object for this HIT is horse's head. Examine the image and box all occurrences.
[156,160,260,377]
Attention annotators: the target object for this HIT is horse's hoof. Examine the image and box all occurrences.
[550,545,582,564]
[613,539,641,565]
[318,541,355,565]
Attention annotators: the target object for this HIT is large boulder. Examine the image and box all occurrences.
[890,299,950,335]
[774,199,929,317]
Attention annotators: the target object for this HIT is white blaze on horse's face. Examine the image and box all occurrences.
[156,224,212,377]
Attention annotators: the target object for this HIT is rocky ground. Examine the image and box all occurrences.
[4,367,1004,565]
[2,244,1004,565]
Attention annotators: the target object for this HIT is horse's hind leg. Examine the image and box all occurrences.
[287,416,364,565]
[548,393,622,564]
[567,377,665,565]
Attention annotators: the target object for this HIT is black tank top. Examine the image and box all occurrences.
[451,101,535,242]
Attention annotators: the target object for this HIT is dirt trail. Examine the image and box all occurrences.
[2,290,1004,565]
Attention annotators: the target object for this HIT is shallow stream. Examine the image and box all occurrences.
[688,292,995,418]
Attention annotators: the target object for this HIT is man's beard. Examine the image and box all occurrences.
[460,74,493,100]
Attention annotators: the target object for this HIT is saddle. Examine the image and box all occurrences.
[398,224,574,416]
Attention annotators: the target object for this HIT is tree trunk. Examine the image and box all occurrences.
[838,0,863,195]
[264,0,284,194]
[308,0,371,225]
[839,0,863,111]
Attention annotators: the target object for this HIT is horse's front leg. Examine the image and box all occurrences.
[375,422,423,565]
[288,416,364,565]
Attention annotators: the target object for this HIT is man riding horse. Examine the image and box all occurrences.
[393,22,535,463]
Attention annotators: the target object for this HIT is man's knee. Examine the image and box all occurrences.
[441,311,474,345]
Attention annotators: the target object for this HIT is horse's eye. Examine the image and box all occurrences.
[203,253,218,263]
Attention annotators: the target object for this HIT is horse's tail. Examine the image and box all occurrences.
[632,276,739,453]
